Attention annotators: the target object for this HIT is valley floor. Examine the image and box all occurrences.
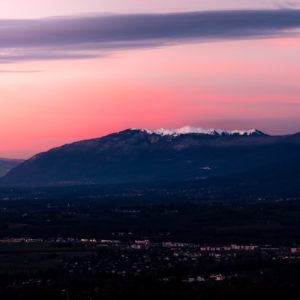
[1,185,300,299]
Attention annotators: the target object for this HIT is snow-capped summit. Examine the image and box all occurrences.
[133,126,265,137]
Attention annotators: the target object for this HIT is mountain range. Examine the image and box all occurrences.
[1,126,300,187]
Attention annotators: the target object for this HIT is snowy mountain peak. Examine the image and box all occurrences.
[131,126,265,137]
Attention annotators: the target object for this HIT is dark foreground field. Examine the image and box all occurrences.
[1,184,300,299]
[1,241,300,300]
[1,183,300,244]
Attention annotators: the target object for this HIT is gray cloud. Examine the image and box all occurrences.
[1,9,300,62]
[273,1,300,9]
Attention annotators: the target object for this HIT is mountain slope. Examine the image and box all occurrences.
[0,158,24,177]
[2,127,300,186]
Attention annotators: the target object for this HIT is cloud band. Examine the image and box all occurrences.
[1,10,300,62]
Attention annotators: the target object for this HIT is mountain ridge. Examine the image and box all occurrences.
[132,126,267,137]
[1,127,300,187]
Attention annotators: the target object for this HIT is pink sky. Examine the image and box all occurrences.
[1,1,298,18]
[0,2,300,158]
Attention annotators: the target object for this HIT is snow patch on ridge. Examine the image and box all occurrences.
[132,126,264,137]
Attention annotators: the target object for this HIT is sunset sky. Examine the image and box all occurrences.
[1,1,300,158]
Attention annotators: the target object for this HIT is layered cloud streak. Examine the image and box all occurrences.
[1,9,300,62]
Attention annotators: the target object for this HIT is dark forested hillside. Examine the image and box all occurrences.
[2,129,300,188]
